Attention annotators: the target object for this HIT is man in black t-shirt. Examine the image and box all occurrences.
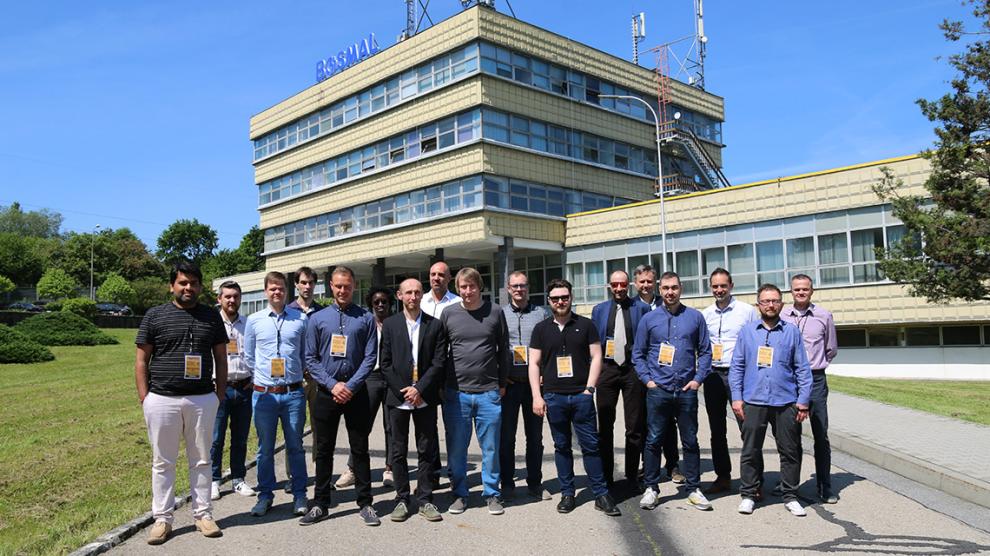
[529,278,619,517]
[135,261,229,545]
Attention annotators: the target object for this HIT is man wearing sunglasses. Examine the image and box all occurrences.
[500,271,551,502]
[529,279,619,516]
[590,270,649,490]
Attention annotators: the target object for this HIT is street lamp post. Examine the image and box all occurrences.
[599,94,667,272]
[90,225,101,300]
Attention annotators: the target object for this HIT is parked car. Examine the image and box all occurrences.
[5,302,44,312]
[95,303,132,316]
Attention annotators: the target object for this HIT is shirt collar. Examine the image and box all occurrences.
[756,319,784,332]
[510,302,531,313]
[221,311,242,325]
[787,303,815,317]
[714,297,736,314]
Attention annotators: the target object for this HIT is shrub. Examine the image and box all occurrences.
[0,275,14,295]
[0,324,54,363]
[15,311,118,346]
[97,272,136,306]
[60,297,98,320]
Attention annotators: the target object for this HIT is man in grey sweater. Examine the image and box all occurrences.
[441,267,511,516]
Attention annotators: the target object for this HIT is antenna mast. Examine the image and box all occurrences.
[632,13,646,65]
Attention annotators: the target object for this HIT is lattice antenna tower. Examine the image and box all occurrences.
[647,0,708,90]
[402,0,507,41]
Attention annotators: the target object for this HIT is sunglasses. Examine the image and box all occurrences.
[548,295,571,303]
[609,281,628,288]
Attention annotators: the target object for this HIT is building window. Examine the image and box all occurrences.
[943,325,981,345]
[905,327,940,346]
[837,328,867,348]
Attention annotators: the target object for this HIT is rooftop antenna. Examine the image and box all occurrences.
[648,0,708,89]
[399,0,416,41]
[694,0,707,89]
[632,12,646,65]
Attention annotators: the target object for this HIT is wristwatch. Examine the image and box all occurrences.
[584,386,596,394]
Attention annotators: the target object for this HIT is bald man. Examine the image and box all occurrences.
[421,262,461,318]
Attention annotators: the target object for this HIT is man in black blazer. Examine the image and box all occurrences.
[380,278,448,522]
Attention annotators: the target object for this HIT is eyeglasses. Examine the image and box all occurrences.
[609,281,628,288]
[508,284,528,290]
[548,295,571,303]
[757,300,782,306]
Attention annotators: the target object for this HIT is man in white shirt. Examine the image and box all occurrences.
[211,281,257,500]
[700,268,758,494]
[420,261,461,318]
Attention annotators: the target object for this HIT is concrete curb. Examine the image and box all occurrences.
[812,425,990,509]
[69,431,309,556]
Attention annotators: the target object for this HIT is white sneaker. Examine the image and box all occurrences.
[335,468,356,489]
[382,469,394,487]
[639,488,659,510]
[210,481,221,501]
[785,500,807,517]
[233,480,256,497]
[737,498,755,514]
[687,489,712,511]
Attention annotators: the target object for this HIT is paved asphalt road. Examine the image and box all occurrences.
[111,397,990,555]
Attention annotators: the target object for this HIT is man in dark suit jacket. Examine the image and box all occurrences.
[380,278,448,523]
[590,269,650,490]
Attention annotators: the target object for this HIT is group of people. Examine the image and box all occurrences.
[134,258,836,545]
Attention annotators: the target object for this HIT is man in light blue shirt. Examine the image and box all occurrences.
[243,271,309,518]
[730,283,812,518]
[632,271,712,512]
[701,268,758,494]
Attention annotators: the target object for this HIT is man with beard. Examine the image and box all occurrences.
[136,261,227,544]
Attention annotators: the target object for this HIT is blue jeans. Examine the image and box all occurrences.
[253,389,308,500]
[545,392,608,497]
[499,381,544,492]
[211,384,253,481]
[643,387,700,491]
[443,388,502,498]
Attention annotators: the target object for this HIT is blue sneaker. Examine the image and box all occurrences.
[250,498,273,517]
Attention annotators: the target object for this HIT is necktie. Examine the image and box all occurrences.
[614,306,627,366]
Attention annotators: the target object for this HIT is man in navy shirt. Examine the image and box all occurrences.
[730,283,813,517]
[301,266,380,527]
[632,271,713,512]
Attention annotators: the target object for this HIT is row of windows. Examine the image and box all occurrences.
[259,110,481,206]
[253,43,481,161]
[482,108,659,177]
[254,40,724,164]
[477,42,722,144]
[838,325,990,348]
[258,107,656,208]
[262,175,629,254]
[565,205,910,303]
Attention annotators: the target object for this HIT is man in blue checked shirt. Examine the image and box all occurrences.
[730,283,813,518]
[243,271,310,518]
[632,271,713,512]
[301,265,380,527]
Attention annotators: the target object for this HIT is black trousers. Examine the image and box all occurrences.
[597,362,652,482]
[359,373,392,468]
[312,385,373,508]
[809,372,832,494]
[739,403,803,502]
[388,404,440,505]
[703,368,743,479]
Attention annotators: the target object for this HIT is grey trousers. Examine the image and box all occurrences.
[739,403,803,502]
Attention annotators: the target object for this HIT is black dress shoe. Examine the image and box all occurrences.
[557,495,576,513]
[595,494,621,516]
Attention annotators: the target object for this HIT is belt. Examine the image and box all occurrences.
[228,377,253,389]
[254,382,304,394]
[811,369,827,375]
[713,366,730,373]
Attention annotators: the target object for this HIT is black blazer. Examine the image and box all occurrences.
[379,312,447,407]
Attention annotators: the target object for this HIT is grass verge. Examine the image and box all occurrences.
[828,375,990,426]
[0,329,279,555]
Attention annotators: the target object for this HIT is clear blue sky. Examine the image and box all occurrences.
[0,0,972,249]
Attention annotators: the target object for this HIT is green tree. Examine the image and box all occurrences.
[131,278,170,315]
[874,0,990,302]
[156,219,218,266]
[0,233,51,285]
[36,268,79,300]
[0,275,15,296]
[237,225,265,271]
[0,202,62,238]
[50,228,165,287]
[96,272,137,306]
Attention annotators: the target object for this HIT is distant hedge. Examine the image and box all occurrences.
[61,297,98,320]
[0,325,54,364]
[15,312,118,346]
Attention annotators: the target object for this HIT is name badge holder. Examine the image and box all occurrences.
[711,342,724,364]
[184,354,202,380]
[657,343,676,367]
[604,338,616,360]
[398,364,428,410]
[512,345,528,366]
[271,357,286,378]
[757,345,774,368]
[556,356,574,378]
[330,334,348,358]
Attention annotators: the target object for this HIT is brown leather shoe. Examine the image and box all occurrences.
[703,476,732,495]
[146,521,171,545]
[195,517,222,538]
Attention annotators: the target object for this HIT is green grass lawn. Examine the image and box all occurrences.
[828,375,990,426]
[0,329,279,555]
